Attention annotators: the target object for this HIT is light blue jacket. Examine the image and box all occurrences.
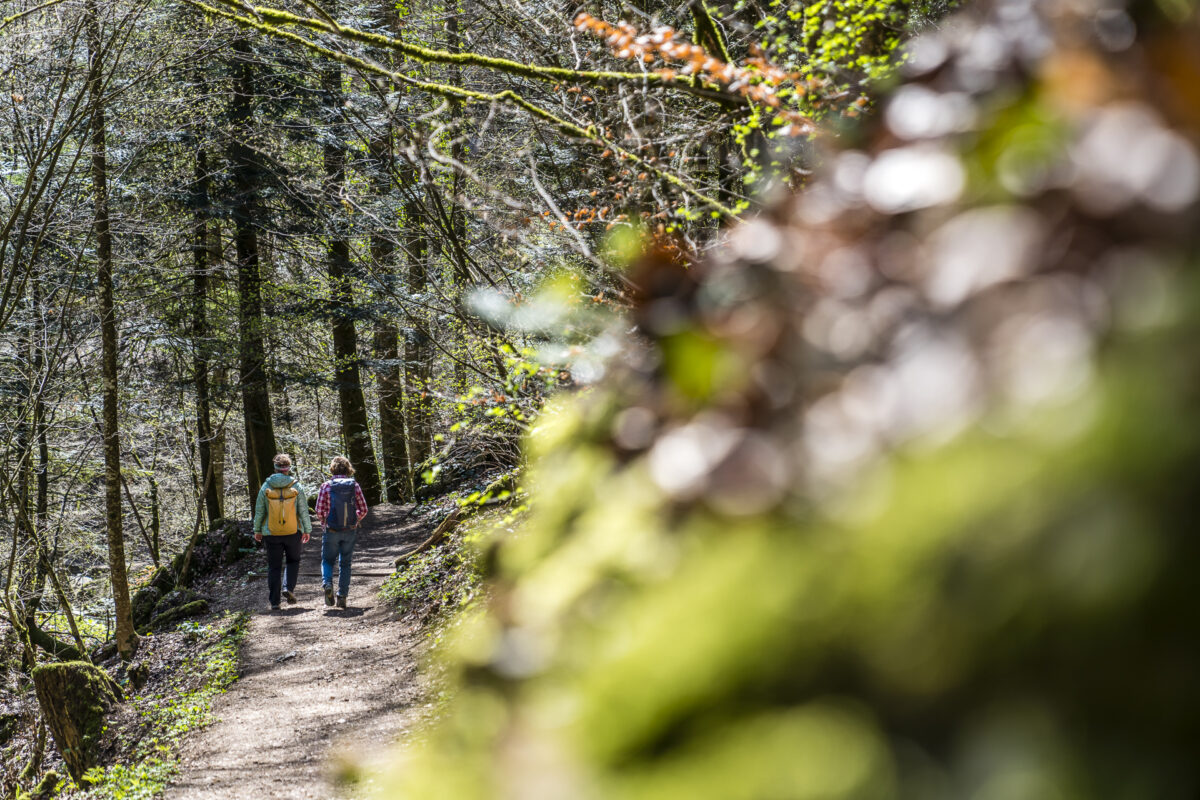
[253,471,313,535]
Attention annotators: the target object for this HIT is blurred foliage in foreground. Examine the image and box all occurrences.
[382,0,1200,795]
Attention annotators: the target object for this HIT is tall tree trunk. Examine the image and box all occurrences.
[207,227,227,518]
[404,192,433,469]
[367,0,410,502]
[147,468,160,564]
[15,329,32,550]
[28,282,51,644]
[29,274,48,530]
[35,395,48,534]
[373,315,409,501]
[211,364,227,517]
[369,134,410,503]
[322,28,383,504]
[446,6,470,399]
[86,0,137,660]
[15,310,41,670]
[230,36,278,503]
[192,148,222,525]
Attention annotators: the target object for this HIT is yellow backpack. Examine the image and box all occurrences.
[266,479,299,535]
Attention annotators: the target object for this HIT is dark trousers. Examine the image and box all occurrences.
[265,533,303,606]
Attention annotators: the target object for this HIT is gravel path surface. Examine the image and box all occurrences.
[166,504,432,800]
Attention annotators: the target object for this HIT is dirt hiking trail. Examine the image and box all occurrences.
[167,504,433,800]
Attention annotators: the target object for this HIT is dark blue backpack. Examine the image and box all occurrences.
[328,478,358,530]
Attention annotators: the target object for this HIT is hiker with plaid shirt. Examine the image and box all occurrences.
[315,456,369,609]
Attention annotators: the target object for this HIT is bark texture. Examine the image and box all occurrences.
[230,35,278,502]
[404,193,433,469]
[368,130,411,503]
[323,27,383,504]
[32,661,123,782]
[193,148,223,525]
[87,0,137,661]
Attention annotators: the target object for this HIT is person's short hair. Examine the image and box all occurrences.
[273,453,292,471]
[329,456,354,476]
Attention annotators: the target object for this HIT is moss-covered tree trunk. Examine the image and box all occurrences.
[193,147,223,527]
[33,280,48,532]
[368,0,411,504]
[369,136,411,503]
[403,189,433,469]
[87,0,137,662]
[14,309,43,669]
[32,661,122,782]
[445,3,472,399]
[230,35,278,505]
[211,364,228,516]
[322,27,383,504]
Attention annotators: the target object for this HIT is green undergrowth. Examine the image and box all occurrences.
[381,506,516,635]
[37,612,109,651]
[60,612,249,800]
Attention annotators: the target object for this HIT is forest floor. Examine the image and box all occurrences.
[164,503,435,800]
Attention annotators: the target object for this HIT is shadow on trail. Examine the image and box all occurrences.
[323,607,366,618]
[264,607,308,617]
[167,502,438,800]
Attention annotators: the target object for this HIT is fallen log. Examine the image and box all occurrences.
[394,507,464,569]
[393,475,523,569]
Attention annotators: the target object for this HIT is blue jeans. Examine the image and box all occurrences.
[321,529,357,597]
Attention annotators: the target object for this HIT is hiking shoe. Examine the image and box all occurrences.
[270,603,281,611]
[335,595,347,610]
[282,589,297,604]
[324,585,334,607]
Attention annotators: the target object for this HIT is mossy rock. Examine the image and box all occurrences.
[31,663,122,782]
[147,565,176,594]
[126,660,150,692]
[89,640,118,664]
[30,769,60,800]
[0,711,17,745]
[154,588,199,615]
[131,586,162,630]
[186,520,255,578]
[220,521,254,564]
[16,768,62,800]
[149,600,209,630]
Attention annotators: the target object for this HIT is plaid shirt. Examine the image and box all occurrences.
[315,479,368,528]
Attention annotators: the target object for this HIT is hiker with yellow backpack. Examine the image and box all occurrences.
[253,453,313,611]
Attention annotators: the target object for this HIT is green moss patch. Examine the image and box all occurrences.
[31,662,123,782]
[147,600,209,632]
[57,611,248,800]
